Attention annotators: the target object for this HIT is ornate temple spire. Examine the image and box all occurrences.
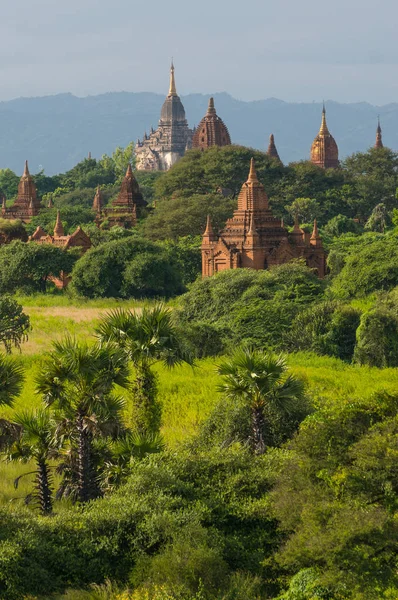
[125,163,133,178]
[319,103,330,135]
[47,196,53,208]
[23,160,30,178]
[293,212,301,232]
[375,117,383,149]
[267,134,281,161]
[310,218,322,247]
[168,60,177,97]
[247,158,259,183]
[202,214,216,242]
[207,97,216,115]
[54,210,64,237]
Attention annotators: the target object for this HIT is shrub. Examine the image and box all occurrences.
[122,253,183,299]
[354,308,398,367]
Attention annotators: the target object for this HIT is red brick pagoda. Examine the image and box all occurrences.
[192,97,231,150]
[2,161,41,222]
[201,159,326,278]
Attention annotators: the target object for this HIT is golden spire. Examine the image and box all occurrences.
[207,97,216,115]
[168,60,177,97]
[247,158,259,183]
[319,103,330,135]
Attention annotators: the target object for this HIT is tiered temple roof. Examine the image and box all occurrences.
[135,63,193,171]
[93,164,146,228]
[202,159,326,278]
[310,105,339,169]
[2,161,41,222]
[192,97,231,150]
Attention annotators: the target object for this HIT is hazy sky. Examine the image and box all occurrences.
[1,0,397,104]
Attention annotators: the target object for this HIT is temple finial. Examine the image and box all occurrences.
[293,211,301,232]
[203,214,216,241]
[319,104,329,135]
[311,218,320,239]
[207,97,216,114]
[168,60,177,97]
[267,133,281,161]
[23,160,29,177]
[247,158,259,183]
[125,163,133,177]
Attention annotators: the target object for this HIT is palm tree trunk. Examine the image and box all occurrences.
[131,362,161,435]
[77,412,91,502]
[36,459,53,515]
[251,405,266,455]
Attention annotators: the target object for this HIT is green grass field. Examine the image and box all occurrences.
[1,294,398,508]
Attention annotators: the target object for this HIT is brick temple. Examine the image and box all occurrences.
[192,97,231,150]
[93,163,147,227]
[310,105,339,169]
[1,161,41,222]
[201,159,326,278]
[30,210,91,252]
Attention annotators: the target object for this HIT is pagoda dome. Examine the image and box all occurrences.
[192,97,231,150]
[310,105,339,169]
[159,62,187,124]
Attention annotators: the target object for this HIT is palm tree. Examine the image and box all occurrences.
[0,353,24,450]
[8,409,60,515]
[35,337,130,503]
[96,305,192,435]
[217,347,306,454]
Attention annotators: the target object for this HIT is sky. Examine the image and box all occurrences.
[1,0,398,105]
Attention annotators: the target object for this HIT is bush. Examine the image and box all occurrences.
[285,302,361,361]
[122,253,183,299]
[354,308,398,367]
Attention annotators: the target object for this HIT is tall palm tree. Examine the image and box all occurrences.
[0,353,24,450]
[96,305,192,435]
[35,337,130,503]
[8,409,60,515]
[217,348,306,454]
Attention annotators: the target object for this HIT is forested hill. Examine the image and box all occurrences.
[1,91,398,174]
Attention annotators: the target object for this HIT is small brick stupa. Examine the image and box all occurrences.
[310,105,339,169]
[192,97,231,150]
[201,159,326,278]
[266,134,282,162]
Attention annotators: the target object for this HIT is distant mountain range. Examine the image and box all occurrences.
[0,92,397,175]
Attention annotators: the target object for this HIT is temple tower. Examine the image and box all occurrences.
[375,117,383,148]
[54,210,65,237]
[192,97,231,150]
[135,62,193,171]
[266,134,281,162]
[202,159,326,278]
[310,105,339,169]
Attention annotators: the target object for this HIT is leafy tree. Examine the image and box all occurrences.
[99,142,135,181]
[342,147,398,217]
[96,305,191,435]
[140,193,236,241]
[35,338,130,502]
[0,296,30,353]
[0,218,27,243]
[323,214,362,237]
[25,206,95,236]
[59,157,115,190]
[8,409,60,515]
[122,252,183,298]
[331,234,398,298]
[0,354,24,450]
[160,235,202,285]
[217,347,306,454]
[70,237,162,298]
[0,168,19,199]
[0,241,78,294]
[285,197,323,224]
[354,308,398,367]
[365,202,389,232]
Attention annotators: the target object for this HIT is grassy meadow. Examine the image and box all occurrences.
[2,293,398,508]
